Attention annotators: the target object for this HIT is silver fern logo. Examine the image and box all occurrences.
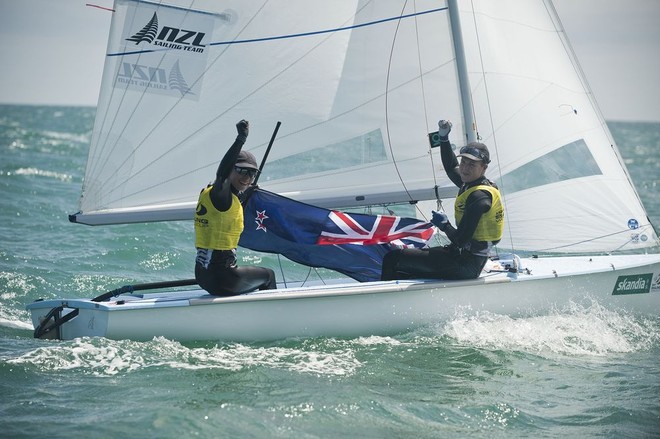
[126,11,207,53]
[116,60,194,98]
[168,60,193,97]
[126,12,159,44]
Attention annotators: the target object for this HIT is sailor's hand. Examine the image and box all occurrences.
[240,184,259,204]
[236,120,249,141]
[437,120,452,141]
[431,210,449,231]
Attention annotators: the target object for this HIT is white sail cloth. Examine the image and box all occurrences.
[76,0,658,255]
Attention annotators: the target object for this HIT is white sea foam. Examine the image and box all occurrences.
[442,300,659,357]
[12,167,72,182]
[7,336,363,377]
[0,317,33,330]
[0,271,37,331]
[41,130,89,144]
[352,335,403,346]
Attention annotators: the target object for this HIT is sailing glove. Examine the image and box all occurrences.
[431,210,449,231]
[437,120,452,141]
[236,119,249,142]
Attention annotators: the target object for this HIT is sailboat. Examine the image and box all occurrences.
[28,0,660,342]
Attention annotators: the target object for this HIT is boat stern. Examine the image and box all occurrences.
[27,299,110,340]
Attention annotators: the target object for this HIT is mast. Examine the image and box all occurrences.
[447,0,477,143]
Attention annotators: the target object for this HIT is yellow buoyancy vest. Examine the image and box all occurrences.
[194,186,243,250]
[454,184,504,242]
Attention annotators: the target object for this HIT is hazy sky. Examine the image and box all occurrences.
[1,0,659,121]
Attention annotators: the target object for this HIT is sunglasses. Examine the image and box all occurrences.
[459,146,489,163]
[234,166,259,178]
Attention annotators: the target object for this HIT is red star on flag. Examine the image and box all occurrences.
[255,210,269,232]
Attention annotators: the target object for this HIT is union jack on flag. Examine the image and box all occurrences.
[318,211,434,246]
[239,189,434,282]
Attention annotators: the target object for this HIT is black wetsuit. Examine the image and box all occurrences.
[194,131,276,296]
[380,139,499,280]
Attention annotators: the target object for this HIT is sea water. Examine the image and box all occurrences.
[1,105,659,438]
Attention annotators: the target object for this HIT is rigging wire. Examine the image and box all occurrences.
[411,0,451,246]
[467,0,518,263]
[383,1,450,229]
[411,0,441,216]
[383,1,414,212]
[275,254,329,288]
[276,254,288,289]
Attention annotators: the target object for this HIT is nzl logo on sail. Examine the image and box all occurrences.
[126,12,207,54]
[116,60,193,97]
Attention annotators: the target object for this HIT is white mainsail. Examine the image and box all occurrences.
[78,0,459,222]
[75,0,659,257]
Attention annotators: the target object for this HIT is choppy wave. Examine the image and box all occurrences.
[0,317,32,331]
[7,302,658,380]
[40,129,89,145]
[441,301,660,356]
[8,167,72,182]
[3,333,415,378]
[0,271,40,330]
[6,336,368,377]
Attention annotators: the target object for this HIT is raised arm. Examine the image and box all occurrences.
[209,120,250,211]
[437,120,462,188]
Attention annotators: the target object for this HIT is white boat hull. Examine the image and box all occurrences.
[27,255,660,342]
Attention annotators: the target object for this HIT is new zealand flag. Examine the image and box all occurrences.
[239,189,434,282]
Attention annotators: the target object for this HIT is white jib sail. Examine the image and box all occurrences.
[457,0,658,253]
